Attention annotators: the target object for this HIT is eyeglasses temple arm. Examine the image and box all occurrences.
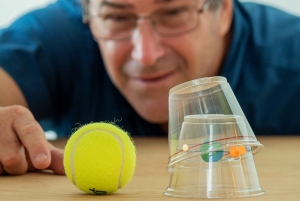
[82,0,89,24]
[198,0,213,13]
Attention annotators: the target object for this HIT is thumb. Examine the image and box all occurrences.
[48,145,65,175]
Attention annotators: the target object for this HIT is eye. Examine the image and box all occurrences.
[160,7,190,18]
[156,6,191,27]
[101,14,134,23]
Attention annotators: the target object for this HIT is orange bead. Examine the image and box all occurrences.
[230,146,246,158]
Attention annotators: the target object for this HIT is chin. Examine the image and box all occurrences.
[136,107,169,124]
[143,115,168,124]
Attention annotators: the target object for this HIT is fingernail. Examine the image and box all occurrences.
[35,153,48,162]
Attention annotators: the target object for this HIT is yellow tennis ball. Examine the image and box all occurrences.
[63,122,136,194]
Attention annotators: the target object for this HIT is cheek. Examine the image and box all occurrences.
[99,41,131,85]
[176,21,220,77]
[171,33,209,77]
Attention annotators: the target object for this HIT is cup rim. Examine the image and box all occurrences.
[184,114,244,124]
[169,76,227,95]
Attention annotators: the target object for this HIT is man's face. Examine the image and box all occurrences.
[88,0,232,124]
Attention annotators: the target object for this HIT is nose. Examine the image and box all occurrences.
[131,18,166,66]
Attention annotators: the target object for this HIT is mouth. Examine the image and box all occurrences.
[131,70,177,84]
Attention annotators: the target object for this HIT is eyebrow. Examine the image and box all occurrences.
[154,0,177,3]
[100,0,134,9]
[100,0,178,9]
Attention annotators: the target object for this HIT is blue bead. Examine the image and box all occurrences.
[200,140,224,162]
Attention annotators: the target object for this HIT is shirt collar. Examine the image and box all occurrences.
[220,0,250,90]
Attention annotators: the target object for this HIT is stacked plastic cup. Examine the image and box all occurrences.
[164,76,264,199]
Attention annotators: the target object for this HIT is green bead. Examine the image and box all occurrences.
[200,140,224,162]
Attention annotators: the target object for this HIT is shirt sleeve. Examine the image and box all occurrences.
[0,0,91,121]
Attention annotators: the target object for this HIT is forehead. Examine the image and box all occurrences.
[94,0,187,4]
[90,0,199,11]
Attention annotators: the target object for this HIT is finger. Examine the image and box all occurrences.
[0,145,28,175]
[0,126,28,175]
[48,144,65,175]
[25,148,37,172]
[0,163,4,175]
[0,106,28,175]
[11,106,51,170]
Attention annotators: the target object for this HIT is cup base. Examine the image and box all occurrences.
[164,187,264,199]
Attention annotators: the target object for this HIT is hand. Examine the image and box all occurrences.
[0,105,65,175]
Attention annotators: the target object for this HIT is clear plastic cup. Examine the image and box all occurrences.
[165,149,264,198]
[168,76,256,157]
[165,76,264,198]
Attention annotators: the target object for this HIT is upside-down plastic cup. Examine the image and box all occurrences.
[165,76,264,198]
[165,149,263,198]
[168,76,257,157]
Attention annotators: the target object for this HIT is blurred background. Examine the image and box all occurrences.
[0,0,300,29]
[0,0,299,139]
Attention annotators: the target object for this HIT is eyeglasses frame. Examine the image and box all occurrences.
[81,0,213,40]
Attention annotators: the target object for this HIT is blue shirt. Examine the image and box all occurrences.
[0,0,300,136]
[222,1,300,134]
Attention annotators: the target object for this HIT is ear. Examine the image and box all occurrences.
[218,0,233,36]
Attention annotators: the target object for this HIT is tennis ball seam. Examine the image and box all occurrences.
[70,129,125,189]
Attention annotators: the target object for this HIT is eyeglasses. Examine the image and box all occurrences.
[88,0,212,41]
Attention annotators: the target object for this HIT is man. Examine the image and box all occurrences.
[0,0,299,175]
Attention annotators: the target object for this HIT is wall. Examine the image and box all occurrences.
[240,0,300,16]
[0,0,57,29]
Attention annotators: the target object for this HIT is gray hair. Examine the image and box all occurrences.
[82,0,89,23]
[208,0,223,11]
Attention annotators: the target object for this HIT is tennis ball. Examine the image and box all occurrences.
[63,122,136,195]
